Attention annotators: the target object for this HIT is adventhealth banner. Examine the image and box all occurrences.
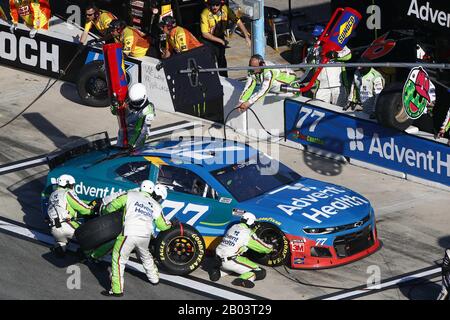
[284,99,450,187]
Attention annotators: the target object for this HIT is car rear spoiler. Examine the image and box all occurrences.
[47,132,111,170]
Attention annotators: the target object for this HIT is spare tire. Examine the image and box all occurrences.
[75,212,123,251]
[154,223,205,275]
[76,60,110,107]
[375,82,414,130]
[246,222,289,267]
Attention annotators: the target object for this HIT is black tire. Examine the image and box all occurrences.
[375,82,413,130]
[154,223,205,275]
[76,61,110,107]
[246,222,289,267]
[75,212,123,251]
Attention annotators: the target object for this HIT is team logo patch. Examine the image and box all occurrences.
[402,67,435,119]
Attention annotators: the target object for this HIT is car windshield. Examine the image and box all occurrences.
[211,153,301,202]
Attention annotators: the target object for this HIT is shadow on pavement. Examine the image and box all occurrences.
[398,277,442,300]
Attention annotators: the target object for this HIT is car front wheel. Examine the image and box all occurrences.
[246,222,289,267]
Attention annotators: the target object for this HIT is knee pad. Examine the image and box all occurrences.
[254,268,266,281]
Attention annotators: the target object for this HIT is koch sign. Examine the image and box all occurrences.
[284,99,450,187]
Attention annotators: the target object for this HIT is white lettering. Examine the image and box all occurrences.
[366,5,381,30]
[407,0,420,18]
[0,32,16,61]
[302,208,331,224]
[40,41,59,72]
[436,151,450,177]
[19,37,37,66]
[368,133,383,157]
[405,149,416,167]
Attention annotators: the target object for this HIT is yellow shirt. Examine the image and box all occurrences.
[200,5,239,38]
[168,26,202,53]
[84,10,116,35]
[115,26,150,58]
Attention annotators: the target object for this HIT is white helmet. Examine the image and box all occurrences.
[140,180,155,194]
[128,83,147,109]
[153,184,168,202]
[241,212,256,227]
[57,174,75,188]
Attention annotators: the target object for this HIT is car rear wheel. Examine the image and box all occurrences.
[246,222,289,267]
[75,212,123,251]
[154,223,206,275]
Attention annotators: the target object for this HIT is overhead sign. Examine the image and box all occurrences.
[284,99,450,187]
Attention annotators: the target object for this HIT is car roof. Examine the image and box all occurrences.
[134,137,258,171]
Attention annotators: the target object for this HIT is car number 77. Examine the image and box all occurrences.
[162,200,209,225]
[295,107,325,132]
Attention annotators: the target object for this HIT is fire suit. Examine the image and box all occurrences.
[111,101,155,149]
[348,68,385,115]
[47,187,92,251]
[103,190,172,294]
[9,0,51,30]
[440,108,450,134]
[84,10,116,36]
[167,26,202,54]
[312,46,351,107]
[239,67,297,106]
[215,223,272,284]
[114,26,150,58]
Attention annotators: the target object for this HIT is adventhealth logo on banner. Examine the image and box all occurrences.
[346,127,450,178]
[284,99,450,187]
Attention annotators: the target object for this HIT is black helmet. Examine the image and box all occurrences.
[108,19,126,33]
[158,16,177,30]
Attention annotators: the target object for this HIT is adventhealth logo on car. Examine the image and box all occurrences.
[273,184,369,224]
[347,127,450,177]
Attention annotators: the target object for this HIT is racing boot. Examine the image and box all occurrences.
[208,267,221,282]
[50,245,66,258]
[101,289,124,298]
[232,278,255,288]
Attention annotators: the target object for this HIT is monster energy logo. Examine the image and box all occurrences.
[193,91,207,117]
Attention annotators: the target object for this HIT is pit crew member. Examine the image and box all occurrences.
[437,248,450,300]
[80,3,116,45]
[9,0,51,38]
[345,61,385,118]
[209,212,273,288]
[108,19,152,58]
[111,83,156,149]
[305,25,352,107]
[237,54,297,112]
[158,15,203,59]
[46,174,94,258]
[101,181,172,297]
[200,0,251,77]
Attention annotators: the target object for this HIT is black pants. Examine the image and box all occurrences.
[202,38,228,77]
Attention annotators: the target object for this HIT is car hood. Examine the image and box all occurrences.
[239,177,371,229]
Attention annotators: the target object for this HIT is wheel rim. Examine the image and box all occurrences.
[258,228,285,260]
[86,76,108,98]
[166,236,196,265]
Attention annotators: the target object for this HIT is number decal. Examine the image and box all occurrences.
[296,107,325,132]
[161,200,209,226]
[315,238,327,246]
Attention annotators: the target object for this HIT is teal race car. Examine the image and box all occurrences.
[42,133,380,275]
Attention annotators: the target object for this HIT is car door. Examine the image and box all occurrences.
[155,164,236,238]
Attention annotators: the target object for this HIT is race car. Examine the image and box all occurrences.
[41,133,380,273]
